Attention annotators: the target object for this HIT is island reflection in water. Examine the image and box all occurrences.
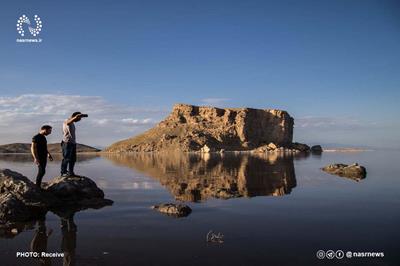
[0,151,399,266]
[103,152,298,202]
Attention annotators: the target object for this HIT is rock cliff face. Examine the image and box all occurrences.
[106,104,294,152]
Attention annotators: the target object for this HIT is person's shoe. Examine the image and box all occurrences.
[61,173,68,177]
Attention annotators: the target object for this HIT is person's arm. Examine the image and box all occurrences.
[31,142,40,165]
[65,114,83,125]
[48,151,53,161]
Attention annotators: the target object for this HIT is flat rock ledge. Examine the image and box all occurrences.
[0,169,113,223]
[322,163,367,181]
[151,203,192,217]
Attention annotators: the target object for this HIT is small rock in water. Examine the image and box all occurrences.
[151,203,192,217]
[290,142,310,152]
[322,163,366,180]
[311,145,323,154]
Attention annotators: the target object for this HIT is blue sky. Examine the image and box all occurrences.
[0,0,399,148]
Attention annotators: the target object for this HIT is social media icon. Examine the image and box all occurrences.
[336,250,344,259]
[346,251,352,258]
[316,250,325,259]
[326,250,335,259]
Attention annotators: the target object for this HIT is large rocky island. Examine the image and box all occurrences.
[106,103,313,153]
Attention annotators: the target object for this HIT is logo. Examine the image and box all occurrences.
[335,250,344,259]
[326,250,335,259]
[316,250,325,259]
[16,14,43,43]
[317,249,384,260]
[206,230,224,243]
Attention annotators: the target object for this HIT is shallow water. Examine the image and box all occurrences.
[0,151,399,266]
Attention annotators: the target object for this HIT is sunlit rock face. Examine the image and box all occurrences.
[103,153,296,202]
[106,104,294,152]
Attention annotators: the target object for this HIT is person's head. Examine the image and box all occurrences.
[40,125,52,136]
[72,111,82,122]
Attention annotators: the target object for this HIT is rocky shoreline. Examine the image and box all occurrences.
[0,169,113,224]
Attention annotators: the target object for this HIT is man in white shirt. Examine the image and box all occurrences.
[61,112,88,176]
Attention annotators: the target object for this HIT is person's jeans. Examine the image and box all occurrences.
[36,159,47,188]
[61,142,77,175]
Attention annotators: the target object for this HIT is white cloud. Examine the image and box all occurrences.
[0,94,168,147]
[121,118,154,125]
[200,98,231,106]
[294,116,376,129]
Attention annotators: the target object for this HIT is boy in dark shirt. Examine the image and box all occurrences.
[31,125,53,188]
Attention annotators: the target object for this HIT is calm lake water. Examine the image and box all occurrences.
[0,151,399,266]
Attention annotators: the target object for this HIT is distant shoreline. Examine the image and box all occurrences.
[323,148,372,152]
[0,143,100,154]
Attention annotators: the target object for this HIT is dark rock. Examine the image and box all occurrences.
[0,169,47,222]
[0,169,44,204]
[311,145,323,153]
[0,169,113,223]
[322,163,367,181]
[151,203,192,217]
[44,175,105,205]
[290,142,310,152]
